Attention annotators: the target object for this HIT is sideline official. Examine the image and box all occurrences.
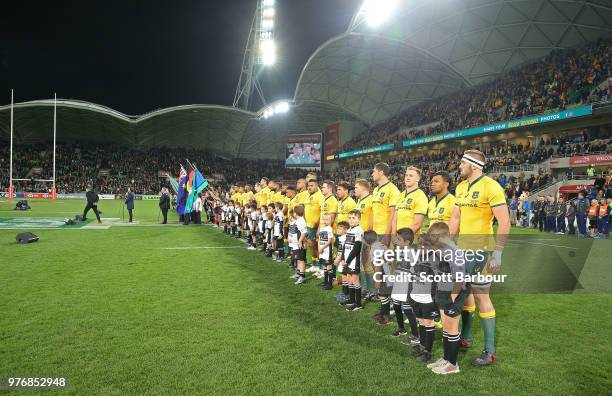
[159,187,170,224]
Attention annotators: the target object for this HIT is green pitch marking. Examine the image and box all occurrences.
[0,217,92,229]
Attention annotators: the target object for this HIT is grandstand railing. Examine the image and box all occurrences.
[529,179,559,195]
[567,174,606,181]
[549,148,612,161]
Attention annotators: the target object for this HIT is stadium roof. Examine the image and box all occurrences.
[296,0,612,125]
[1,0,611,159]
[0,99,361,160]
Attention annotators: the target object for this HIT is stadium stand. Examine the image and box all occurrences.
[2,128,609,198]
[339,40,611,153]
[0,143,303,194]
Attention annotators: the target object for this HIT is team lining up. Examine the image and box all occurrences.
[206,149,509,375]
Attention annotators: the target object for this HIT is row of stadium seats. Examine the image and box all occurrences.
[339,39,611,153]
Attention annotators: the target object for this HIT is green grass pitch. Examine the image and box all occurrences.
[1,198,611,394]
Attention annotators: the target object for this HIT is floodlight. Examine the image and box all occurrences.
[275,101,289,113]
[262,7,275,18]
[262,18,274,29]
[361,0,399,27]
[262,53,276,65]
[263,0,275,6]
[260,39,276,65]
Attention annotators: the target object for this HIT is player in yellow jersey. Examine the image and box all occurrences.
[426,171,456,227]
[292,178,309,207]
[254,183,264,208]
[391,166,428,235]
[285,185,296,212]
[304,179,324,267]
[243,185,255,206]
[290,179,308,212]
[320,180,338,229]
[284,185,297,255]
[260,177,271,205]
[267,180,280,206]
[354,179,373,231]
[230,185,240,205]
[279,184,291,210]
[336,181,356,226]
[371,163,401,244]
[445,149,509,372]
[317,180,338,279]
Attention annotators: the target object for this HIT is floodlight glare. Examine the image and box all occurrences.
[262,7,275,18]
[361,0,399,27]
[261,101,290,119]
[260,39,275,51]
[261,18,274,29]
[260,39,276,65]
[262,52,276,65]
[263,0,275,5]
[275,101,289,113]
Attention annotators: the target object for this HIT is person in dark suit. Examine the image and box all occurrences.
[159,187,170,224]
[83,184,101,223]
[125,188,135,223]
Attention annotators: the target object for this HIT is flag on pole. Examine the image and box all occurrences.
[168,176,179,194]
[176,165,188,215]
[183,166,209,214]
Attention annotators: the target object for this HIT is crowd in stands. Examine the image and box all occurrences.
[0,143,302,195]
[1,125,609,198]
[340,39,611,153]
[326,129,610,196]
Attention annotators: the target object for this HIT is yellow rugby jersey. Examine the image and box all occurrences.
[427,193,456,225]
[230,193,240,204]
[393,188,428,233]
[320,194,339,227]
[267,190,280,206]
[293,190,309,206]
[254,191,263,207]
[304,189,324,228]
[372,181,400,234]
[356,194,374,231]
[275,191,285,206]
[257,191,268,208]
[289,190,307,214]
[261,187,273,205]
[243,191,254,206]
[336,196,356,225]
[455,175,506,249]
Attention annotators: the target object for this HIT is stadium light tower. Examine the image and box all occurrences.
[353,0,400,29]
[261,100,289,119]
[233,0,277,111]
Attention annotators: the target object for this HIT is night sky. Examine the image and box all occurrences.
[0,0,358,115]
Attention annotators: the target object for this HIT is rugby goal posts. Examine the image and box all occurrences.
[6,90,58,200]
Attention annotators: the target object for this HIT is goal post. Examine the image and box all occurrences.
[5,91,58,200]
